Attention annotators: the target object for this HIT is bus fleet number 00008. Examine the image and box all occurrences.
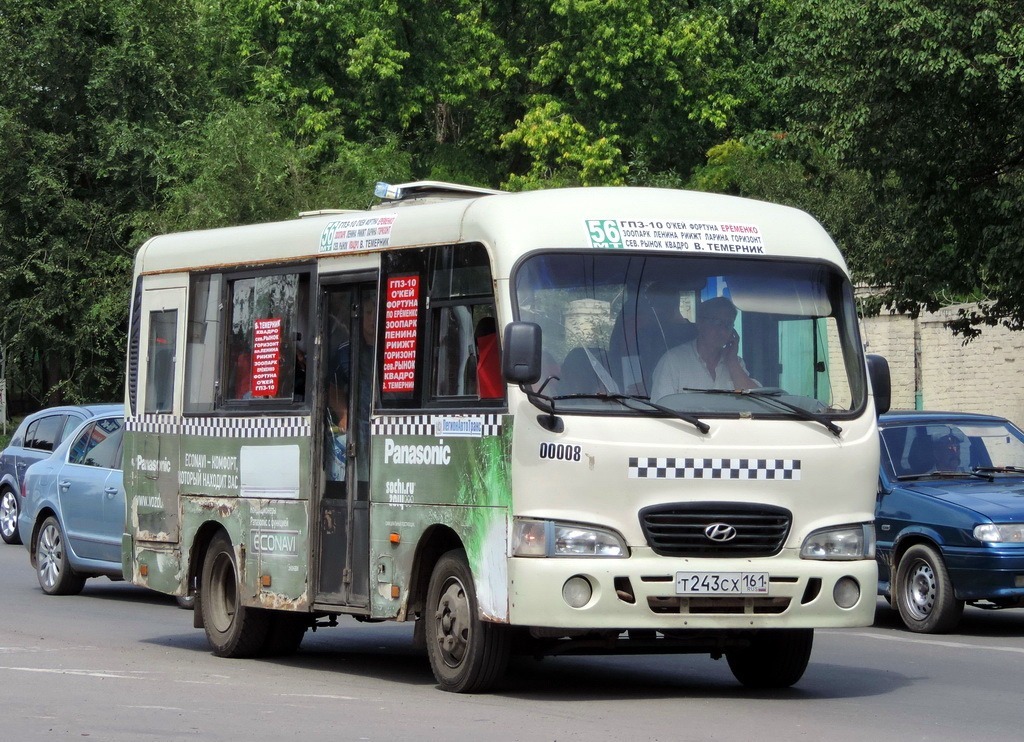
[539,442,582,461]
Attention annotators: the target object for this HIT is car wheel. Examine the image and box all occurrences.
[726,629,814,689]
[425,549,510,693]
[0,487,22,545]
[200,532,270,657]
[35,516,86,596]
[894,543,964,633]
[175,593,195,610]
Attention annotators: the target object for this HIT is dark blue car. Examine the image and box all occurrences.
[876,411,1024,633]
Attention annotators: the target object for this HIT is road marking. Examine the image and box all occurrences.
[0,666,140,679]
[0,646,80,654]
[829,630,1024,655]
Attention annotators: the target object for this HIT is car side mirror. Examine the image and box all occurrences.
[502,322,542,385]
[867,354,891,416]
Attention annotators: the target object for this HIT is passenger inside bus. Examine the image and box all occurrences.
[474,316,502,399]
[650,296,759,399]
[328,292,377,485]
[608,280,696,396]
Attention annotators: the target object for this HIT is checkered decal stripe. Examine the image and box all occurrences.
[628,457,801,480]
[371,414,503,437]
[126,415,311,438]
[371,415,434,436]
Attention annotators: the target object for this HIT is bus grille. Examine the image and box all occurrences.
[639,502,791,557]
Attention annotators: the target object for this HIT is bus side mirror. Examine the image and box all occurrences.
[867,354,891,416]
[502,322,542,385]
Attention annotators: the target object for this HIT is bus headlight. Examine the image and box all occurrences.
[974,523,1024,543]
[513,519,628,557]
[800,524,875,560]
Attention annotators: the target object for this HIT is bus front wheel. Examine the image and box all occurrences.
[201,532,270,657]
[425,549,510,693]
[725,628,813,689]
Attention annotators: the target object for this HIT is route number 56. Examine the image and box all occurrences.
[586,219,623,249]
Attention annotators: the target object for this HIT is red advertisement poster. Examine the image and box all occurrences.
[251,318,282,397]
[382,275,419,392]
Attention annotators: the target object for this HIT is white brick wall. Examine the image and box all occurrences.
[862,304,1024,423]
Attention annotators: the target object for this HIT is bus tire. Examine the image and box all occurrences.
[260,612,308,657]
[201,532,270,658]
[425,549,510,693]
[726,628,813,689]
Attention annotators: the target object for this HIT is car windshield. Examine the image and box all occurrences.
[512,252,865,417]
[880,420,1024,478]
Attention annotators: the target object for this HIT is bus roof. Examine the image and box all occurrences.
[133,185,848,278]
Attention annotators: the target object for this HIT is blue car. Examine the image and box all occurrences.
[0,403,121,545]
[18,408,126,595]
[876,410,1024,633]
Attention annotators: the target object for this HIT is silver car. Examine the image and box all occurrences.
[0,403,121,545]
[18,409,126,595]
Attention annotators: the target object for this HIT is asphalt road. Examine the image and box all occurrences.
[1,542,1022,741]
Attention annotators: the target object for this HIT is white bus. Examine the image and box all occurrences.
[123,181,890,692]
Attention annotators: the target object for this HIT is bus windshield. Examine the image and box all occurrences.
[513,252,866,418]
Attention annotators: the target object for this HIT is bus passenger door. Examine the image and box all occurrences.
[132,285,186,544]
[316,281,375,608]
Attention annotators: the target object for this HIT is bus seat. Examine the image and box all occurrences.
[558,347,615,395]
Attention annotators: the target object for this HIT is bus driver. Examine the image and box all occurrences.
[650,296,758,400]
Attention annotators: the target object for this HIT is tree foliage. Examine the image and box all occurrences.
[1,0,1021,405]
[0,0,209,404]
[773,0,1024,334]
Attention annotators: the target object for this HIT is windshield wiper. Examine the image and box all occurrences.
[898,470,994,482]
[973,465,1024,475]
[547,392,710,434]
[743,388,842,437]
[670,387,842,437]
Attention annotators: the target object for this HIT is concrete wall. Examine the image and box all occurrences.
[862,304,1024,423]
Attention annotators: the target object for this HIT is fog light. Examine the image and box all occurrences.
[562,575,593,608]
[833,576,860,609]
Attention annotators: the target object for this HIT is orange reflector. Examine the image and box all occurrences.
[261,574,272,587]
[389,532,401,544]
[139,564,148,577]
[391,585,400,599]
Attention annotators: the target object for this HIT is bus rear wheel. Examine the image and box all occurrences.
[725,628,814,689]
[425,549,510,693]
[201,532,270,657]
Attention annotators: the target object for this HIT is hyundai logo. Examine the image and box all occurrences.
[704,523,737,542]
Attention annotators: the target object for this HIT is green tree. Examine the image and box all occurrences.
[141,101,413,234]
[201,0,514,185]
[0,0,210,404]
[773,0,1024,334]
[503,0,768,188]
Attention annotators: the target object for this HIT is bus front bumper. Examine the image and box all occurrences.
[507,547,878,630]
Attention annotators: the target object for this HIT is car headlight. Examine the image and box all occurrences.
[973,523,1024,543]
[512,518,628,557]
[801,523,875,560]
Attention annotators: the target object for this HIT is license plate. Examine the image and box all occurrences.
[675,571,769,595]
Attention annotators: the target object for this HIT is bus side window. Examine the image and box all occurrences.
[145,310,178,414]
[426,244,502,404]
[380,243,503,409]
